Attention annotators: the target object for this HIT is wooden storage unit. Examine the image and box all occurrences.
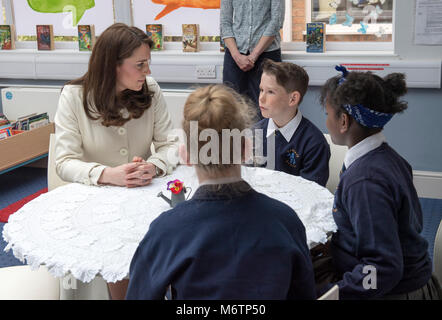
[0,122,54,174]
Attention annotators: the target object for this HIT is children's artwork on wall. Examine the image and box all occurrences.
[133,0,220,37]
[329,13,337,25]
[342,13,354,27]
[375,25,387,38]
[151,0,220,20]
[362,4,383,24]
[12,0,114,37]
[358,21,368,34]
[27,0,95,25]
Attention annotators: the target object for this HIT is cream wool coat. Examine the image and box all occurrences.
[54,77,178,186]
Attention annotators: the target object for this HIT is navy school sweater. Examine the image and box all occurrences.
[126,181,316,300]
[253,117,330,187]
[330,143,432,299]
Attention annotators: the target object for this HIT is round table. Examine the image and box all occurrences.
[2,166,336,284]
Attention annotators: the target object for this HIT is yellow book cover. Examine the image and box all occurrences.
[182,24,199,52]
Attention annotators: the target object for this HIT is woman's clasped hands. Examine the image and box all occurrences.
[98,156,156,188]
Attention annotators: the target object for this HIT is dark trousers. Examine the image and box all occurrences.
[311,243,442,300]
[223,48,282,120]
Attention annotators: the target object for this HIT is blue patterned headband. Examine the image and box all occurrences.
[334,65,393,128]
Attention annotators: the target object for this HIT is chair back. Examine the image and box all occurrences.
[0,266,60,300]
[48,133,69,191]
[324,134,348,193]
[434,220,442,283]
[318,284,339,300]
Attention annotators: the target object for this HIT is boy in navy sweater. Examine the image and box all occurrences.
[316,66,441,300]
[126,85,316,300]
[254,60,330,187]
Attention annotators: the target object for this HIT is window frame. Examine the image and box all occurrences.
[282,0,394,52]
[3,0,395,53]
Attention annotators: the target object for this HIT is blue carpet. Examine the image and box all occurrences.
[0,167,47,268]
[0,222,25,268]
[0,167,47,210]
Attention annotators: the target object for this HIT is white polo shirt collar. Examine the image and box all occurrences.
[344,132,386,169]
[266,111,303,142]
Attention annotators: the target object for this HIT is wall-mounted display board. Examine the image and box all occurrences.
[132,0,220,37]
[13,0,114,37]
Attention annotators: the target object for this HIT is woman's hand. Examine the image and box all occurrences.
[98,157,156,188]
[125,158,157,188]
[233,53,254,72]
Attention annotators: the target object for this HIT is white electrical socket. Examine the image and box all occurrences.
[196,65,216,79]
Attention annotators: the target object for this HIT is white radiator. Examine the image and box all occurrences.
[1,87,190,128]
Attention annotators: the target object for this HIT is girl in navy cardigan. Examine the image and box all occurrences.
[126,84,316,300]
[316,66,441,300]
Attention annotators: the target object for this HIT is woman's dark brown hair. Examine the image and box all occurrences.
[68,23,154,127]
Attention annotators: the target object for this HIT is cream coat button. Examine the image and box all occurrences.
[121,109,129,119]
[120,148,128,156]
[118,127,126,135]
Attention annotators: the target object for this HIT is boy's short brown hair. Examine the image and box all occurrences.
[261,59,309,105]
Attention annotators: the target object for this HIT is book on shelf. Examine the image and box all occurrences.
[0,113,10,126]
[220,37,225,52]
[0,125,13,140]
[78,25,96,51]
[146,24,163,51]
[182,24,200,52]
[0,25,15,50]
[12,112,49,131]
[306,22,326,53]
[36,25,55,51]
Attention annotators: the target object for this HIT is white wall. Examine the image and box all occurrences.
[394,0,442,59]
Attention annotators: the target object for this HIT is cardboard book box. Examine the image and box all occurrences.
[0,122,54,172]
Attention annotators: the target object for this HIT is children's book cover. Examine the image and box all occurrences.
[36,25,54,50]
[146,24,163,51]
[306,22,326,53]
[0,25,15,50]
[220,37,225,52]
[182,24,199,52]
[78,25,96,51]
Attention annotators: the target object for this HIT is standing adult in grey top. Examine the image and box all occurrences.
[220,0,285,119]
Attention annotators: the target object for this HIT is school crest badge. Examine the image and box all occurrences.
[285,149,299,168]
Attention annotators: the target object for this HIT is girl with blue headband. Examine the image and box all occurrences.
[314,68,441,300]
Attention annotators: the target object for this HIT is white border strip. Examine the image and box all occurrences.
[414,171,442,200]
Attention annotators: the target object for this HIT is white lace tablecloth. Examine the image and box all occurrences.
[2,166,336,284]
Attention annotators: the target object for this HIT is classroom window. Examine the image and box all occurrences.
[11,0,115,41]
[286,0,393,44]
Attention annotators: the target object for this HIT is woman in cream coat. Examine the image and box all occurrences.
[54,23,178,299]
